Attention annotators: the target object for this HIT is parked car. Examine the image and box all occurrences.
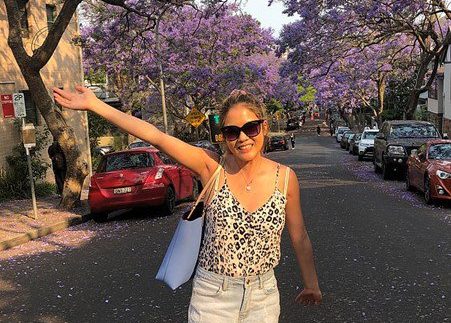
[286,118,300,131]
[190,140,222,156]
[89,148,199,222]
[348,133,361,155]
[336,126,350,142]
[406,140,451,204]
[267,135,289,152]
[340,131,354,149]
[357,128,380,161]
[128,139,153,149]
[373,120,441,179]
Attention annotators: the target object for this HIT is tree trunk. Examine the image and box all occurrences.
[405,52,435,119]
[5,0,88,209]
[377,73,386,121]
[19,67,88,209]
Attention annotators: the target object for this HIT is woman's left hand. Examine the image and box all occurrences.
[295,288,322,305]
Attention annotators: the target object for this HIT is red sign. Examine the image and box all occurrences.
[1,94,14,118]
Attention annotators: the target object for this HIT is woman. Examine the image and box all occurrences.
[53,86,322,322]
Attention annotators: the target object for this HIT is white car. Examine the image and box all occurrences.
[336,127,350,142]
[358,129,379,161]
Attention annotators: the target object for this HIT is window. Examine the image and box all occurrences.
[20,90,39,125]
[46,4,56,29]
[101,153,154,172]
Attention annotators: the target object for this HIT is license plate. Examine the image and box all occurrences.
[113,187,132,194]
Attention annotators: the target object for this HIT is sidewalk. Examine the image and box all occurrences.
[0,195,90,251]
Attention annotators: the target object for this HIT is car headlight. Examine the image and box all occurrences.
[436,170,451,179]
[387,145,406,156]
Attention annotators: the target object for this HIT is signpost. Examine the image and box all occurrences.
[1,94,15,118]
[13,93,26,118]
[22,122,38,219]
[185,107,206,128]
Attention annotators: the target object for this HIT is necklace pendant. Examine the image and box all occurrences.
[246,185,251,192]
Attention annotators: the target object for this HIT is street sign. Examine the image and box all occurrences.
[22,123,36,148]
[13,93,26,118]
[185,107,206,128]
[208,114,223,143]
[1,94,14,118]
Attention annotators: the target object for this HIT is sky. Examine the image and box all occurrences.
[241,0,299,37]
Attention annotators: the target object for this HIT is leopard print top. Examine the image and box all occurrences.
[198,164,289,277]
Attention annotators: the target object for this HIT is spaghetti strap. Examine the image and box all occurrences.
[283,166,290,197]
[214,158,225,191]
[274,164,281,187]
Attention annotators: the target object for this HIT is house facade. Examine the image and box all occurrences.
[427,43,451,135]
[0,0,91,178]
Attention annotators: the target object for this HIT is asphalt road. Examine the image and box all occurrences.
[0,136,449,323]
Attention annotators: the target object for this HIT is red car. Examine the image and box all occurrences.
[89,148,199,221]
[406,140,451,204]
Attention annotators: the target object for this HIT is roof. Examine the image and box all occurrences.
[427,139,451,145]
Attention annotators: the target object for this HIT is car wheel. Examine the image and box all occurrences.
[382,160,392,180]
[358,154,363,161]
[162,186,176,215]
[92,212,108,223]
[405,170,414,191]
[424,176,434,205]
[190,179,200,201]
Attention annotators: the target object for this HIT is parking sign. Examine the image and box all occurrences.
[13,93,26,118]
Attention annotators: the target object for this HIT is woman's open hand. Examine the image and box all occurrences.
[295,288,322,305]
[53,85,98,111]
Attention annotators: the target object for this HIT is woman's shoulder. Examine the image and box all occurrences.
[262,157,291,173]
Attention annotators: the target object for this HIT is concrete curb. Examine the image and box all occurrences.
[0,213,92,251]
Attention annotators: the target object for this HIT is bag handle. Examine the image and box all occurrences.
[186,160,222,219]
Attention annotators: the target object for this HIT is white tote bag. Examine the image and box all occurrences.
[156,163,221,290]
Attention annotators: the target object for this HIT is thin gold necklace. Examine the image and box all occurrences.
[238,157,262,192]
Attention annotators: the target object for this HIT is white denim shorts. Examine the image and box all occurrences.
[188,266,280,323]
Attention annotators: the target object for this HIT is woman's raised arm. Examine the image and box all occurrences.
[53,86,218,180]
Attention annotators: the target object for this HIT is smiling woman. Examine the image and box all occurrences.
[52,85,322,322]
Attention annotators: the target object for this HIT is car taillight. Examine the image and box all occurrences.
[155,168,164,180]
[143,168,164,190]
[89,178,99,190]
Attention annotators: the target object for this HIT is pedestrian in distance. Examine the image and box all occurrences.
[316,125,321,136]
[290,133,295,149]
[48,139,66,195]
[53,86,322,322]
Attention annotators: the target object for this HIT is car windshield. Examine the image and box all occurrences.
[101,153,153,172]
[272,136,283,141]
[338,128,349,134]
[390,124,439,138]
[428,144,451,160]
[362,131,378,139]
[344,132,353,138]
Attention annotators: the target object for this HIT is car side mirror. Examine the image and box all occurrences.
[410,149,418,157]
[376,133,384,140]
[443,133,449,139]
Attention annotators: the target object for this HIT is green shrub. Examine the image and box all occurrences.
[0,124,51,202]
[35,182,56,197]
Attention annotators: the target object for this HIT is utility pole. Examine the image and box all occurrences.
[155,13,169,134]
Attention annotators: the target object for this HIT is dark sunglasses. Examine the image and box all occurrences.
[220,120,264,141]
